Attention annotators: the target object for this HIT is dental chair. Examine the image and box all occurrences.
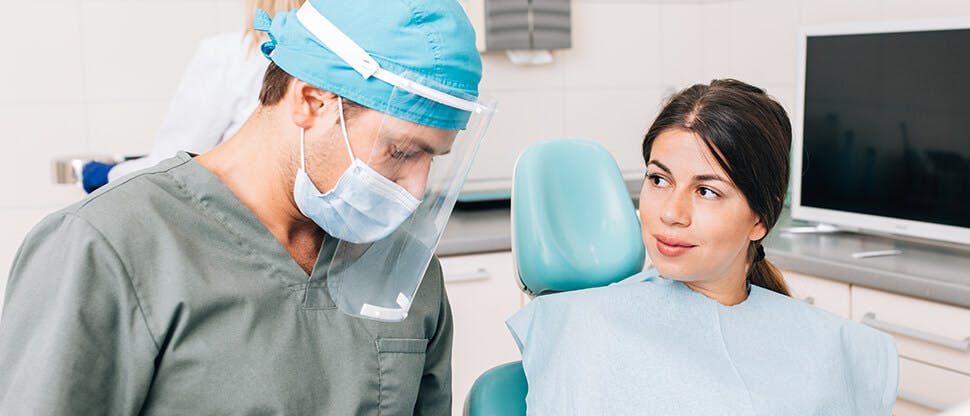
[463,139,646,416]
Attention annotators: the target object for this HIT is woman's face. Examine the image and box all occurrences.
[639,128,766,284]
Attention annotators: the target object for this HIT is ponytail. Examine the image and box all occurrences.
[747,243,789,296]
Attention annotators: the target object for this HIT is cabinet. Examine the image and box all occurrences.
[851,287,970,376]
[894,358,970,416]
[782,269,970,415]
[781,270,851,318]
[440,251,523,416]
[851,286,970,415]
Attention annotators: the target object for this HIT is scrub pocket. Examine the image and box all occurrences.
[377,338,429,416]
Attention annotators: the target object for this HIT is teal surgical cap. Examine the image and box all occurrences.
[254,0,483,130]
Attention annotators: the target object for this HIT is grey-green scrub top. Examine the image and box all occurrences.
[0,152,453,415]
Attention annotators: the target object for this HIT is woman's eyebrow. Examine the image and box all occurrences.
[694,174,727,183]
[649,160,727,183]
[647,160,671,174]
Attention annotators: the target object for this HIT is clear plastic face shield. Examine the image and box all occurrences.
[328,74,496,322]
[293,2,497,321]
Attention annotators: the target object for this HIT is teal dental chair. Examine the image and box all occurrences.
[463,139,646,416]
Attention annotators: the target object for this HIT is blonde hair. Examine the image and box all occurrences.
[245,0,304,53]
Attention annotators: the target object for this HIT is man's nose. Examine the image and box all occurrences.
[396,159,432,200]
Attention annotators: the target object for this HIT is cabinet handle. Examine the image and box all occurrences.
[444,268,490,283]
[897,391,948,412]
[802,296,815,305]
[862,313,970,352]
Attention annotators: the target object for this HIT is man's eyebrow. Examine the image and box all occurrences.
[415,140,450,156]
[388,134,450,156]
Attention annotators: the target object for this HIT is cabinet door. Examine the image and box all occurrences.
[440,251,523,416]
[781,270,851,318]
[894,357,970,416]
[852,286,970,375]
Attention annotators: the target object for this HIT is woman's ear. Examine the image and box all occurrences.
[287,79,336,129]
[749,219,767,242]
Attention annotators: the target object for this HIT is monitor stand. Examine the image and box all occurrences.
[779,223,841,234]
[779,223,905,259]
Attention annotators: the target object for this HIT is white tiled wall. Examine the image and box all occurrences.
[469,0,970,190]
[2,0,969,311]
[0,0,245,317]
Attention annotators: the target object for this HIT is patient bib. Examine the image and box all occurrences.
[506,270,898,415]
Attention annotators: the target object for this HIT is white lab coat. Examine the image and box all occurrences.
[109,32,269,181]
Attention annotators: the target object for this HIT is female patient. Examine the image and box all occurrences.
[508,79,898,415]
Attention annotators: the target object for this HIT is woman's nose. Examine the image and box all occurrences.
[659,190,691,227]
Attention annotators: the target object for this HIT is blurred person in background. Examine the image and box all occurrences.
[80,0,303,193]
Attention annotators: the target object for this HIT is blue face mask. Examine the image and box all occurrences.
[293,98,421,244]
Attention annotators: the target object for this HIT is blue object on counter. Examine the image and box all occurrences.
[82,161,115,193]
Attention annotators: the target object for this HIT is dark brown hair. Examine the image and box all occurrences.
[259,62,293,106]
[642,79,792,296]
[258,62,362,115]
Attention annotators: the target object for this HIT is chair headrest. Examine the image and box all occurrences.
[511,140,645,296]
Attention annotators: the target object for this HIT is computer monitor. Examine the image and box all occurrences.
[793,18,970,245]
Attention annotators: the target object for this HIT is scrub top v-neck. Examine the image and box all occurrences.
[0,152,453,416]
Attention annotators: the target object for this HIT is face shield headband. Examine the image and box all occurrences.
[293,2,497,322]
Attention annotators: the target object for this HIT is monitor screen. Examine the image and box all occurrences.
[801,28,970,229]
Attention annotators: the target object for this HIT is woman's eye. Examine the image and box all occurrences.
[648,174,669,187]
[698,187,720,199]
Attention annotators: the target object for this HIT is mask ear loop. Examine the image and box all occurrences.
[301,97,355,175]
[337,97,355,163]
[299,128,307,172]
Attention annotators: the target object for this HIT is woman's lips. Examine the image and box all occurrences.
[654,234,696,257]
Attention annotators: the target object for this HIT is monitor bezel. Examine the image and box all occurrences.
[793,17,970,246]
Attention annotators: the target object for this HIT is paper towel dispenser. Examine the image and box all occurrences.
[484,0,570,50]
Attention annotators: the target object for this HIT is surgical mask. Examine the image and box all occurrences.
[293,98,421,244]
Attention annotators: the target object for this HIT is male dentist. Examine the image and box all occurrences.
[0,0,494,414]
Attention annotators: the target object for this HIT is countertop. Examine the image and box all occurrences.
[437,204,513,256]
[439,205,970,308]
[764,215,970,308]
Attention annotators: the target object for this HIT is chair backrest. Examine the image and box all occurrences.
[512,139,645,295]
[463,362,528,416]
[464,139,645,416]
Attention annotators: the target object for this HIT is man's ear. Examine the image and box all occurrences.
[287,79,336,129]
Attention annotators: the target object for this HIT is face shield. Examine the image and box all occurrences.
[293,3,497,321]
[328,74,496,322]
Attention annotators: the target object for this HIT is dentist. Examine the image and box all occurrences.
[0,1,494,414]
